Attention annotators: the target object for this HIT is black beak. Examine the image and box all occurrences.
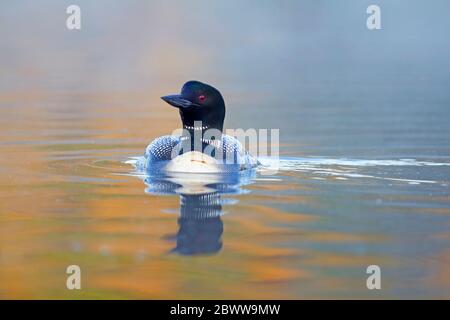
[161,94,196,109]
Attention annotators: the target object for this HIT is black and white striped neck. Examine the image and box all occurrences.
[183,124,209,131]
[179,135,222,147]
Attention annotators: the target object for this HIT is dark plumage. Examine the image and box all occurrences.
[143,81,257,172]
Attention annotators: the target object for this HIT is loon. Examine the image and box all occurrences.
[142,81,258,173]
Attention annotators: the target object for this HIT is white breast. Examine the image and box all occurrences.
[165,151,220,173]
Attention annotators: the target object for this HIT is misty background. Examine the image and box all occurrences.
[1,0,449,156]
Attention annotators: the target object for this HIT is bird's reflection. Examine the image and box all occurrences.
[142,170,254,256]
[174,192,223,255]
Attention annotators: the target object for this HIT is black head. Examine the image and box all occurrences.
[161,81,225,132]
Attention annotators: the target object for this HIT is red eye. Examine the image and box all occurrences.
[198,95,206,102]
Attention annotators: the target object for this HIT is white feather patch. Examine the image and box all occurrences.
[165,151,220,173]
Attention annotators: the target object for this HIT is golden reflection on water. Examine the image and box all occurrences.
[0,89,384,299]
[3,53,450,298]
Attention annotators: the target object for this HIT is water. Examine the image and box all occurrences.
[1,1,450,299]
